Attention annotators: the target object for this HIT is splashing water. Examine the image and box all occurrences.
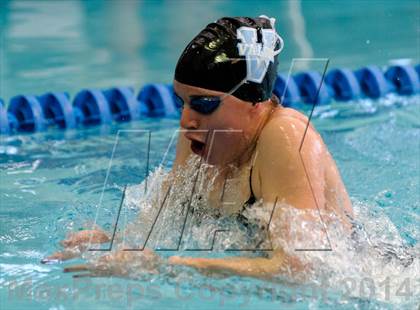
[1,95,418,309]
[81,154,419,308]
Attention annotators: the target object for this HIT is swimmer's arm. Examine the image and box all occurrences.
[168,249,302,278]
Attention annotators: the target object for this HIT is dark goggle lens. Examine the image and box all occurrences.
[189,96,221,115]
[175,94,221,115]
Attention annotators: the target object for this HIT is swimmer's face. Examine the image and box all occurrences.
[174,80,261,166]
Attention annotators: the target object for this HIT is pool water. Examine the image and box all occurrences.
[1,1,419,309]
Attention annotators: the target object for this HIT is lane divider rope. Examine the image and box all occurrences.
[0,64,418,135]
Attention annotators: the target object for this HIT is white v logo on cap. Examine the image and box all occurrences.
[236,21,283,83]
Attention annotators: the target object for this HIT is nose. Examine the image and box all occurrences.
[180,107,200,130]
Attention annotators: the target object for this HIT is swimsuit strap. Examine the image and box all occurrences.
[245,165,256,205]
[243,104,276,207]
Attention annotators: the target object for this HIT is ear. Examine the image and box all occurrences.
[251,100,268,109]
[249,99,273,116]
[246,101,262,117]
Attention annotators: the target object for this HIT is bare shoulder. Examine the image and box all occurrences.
[249,106,328,206]
[255,106,353,216]
[258,106,321,150]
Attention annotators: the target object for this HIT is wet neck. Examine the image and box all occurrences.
[236,103,275,168]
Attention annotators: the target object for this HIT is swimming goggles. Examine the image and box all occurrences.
[174,78,247,115]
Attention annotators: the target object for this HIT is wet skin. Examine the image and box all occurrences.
[165,80,354,278]
[172,80,353,218]
[46,80,353,279]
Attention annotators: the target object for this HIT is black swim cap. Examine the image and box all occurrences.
[175,16,284,103]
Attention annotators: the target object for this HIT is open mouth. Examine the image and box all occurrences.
[190,139,206,156]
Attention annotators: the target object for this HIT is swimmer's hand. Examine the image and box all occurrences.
[63,249,161,278]
[41,229,110,264]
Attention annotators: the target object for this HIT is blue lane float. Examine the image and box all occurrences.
[294,71,332,105]
[8,95,46,132]
[73,89,112,126]
[137,84,178,117]
[384,65,420,95]
[39,92,76,129]
[1,63,419,135]
[103,87,140,122]
[354,66,392,99]
[273,73,301,107]
[325,68,361,101]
